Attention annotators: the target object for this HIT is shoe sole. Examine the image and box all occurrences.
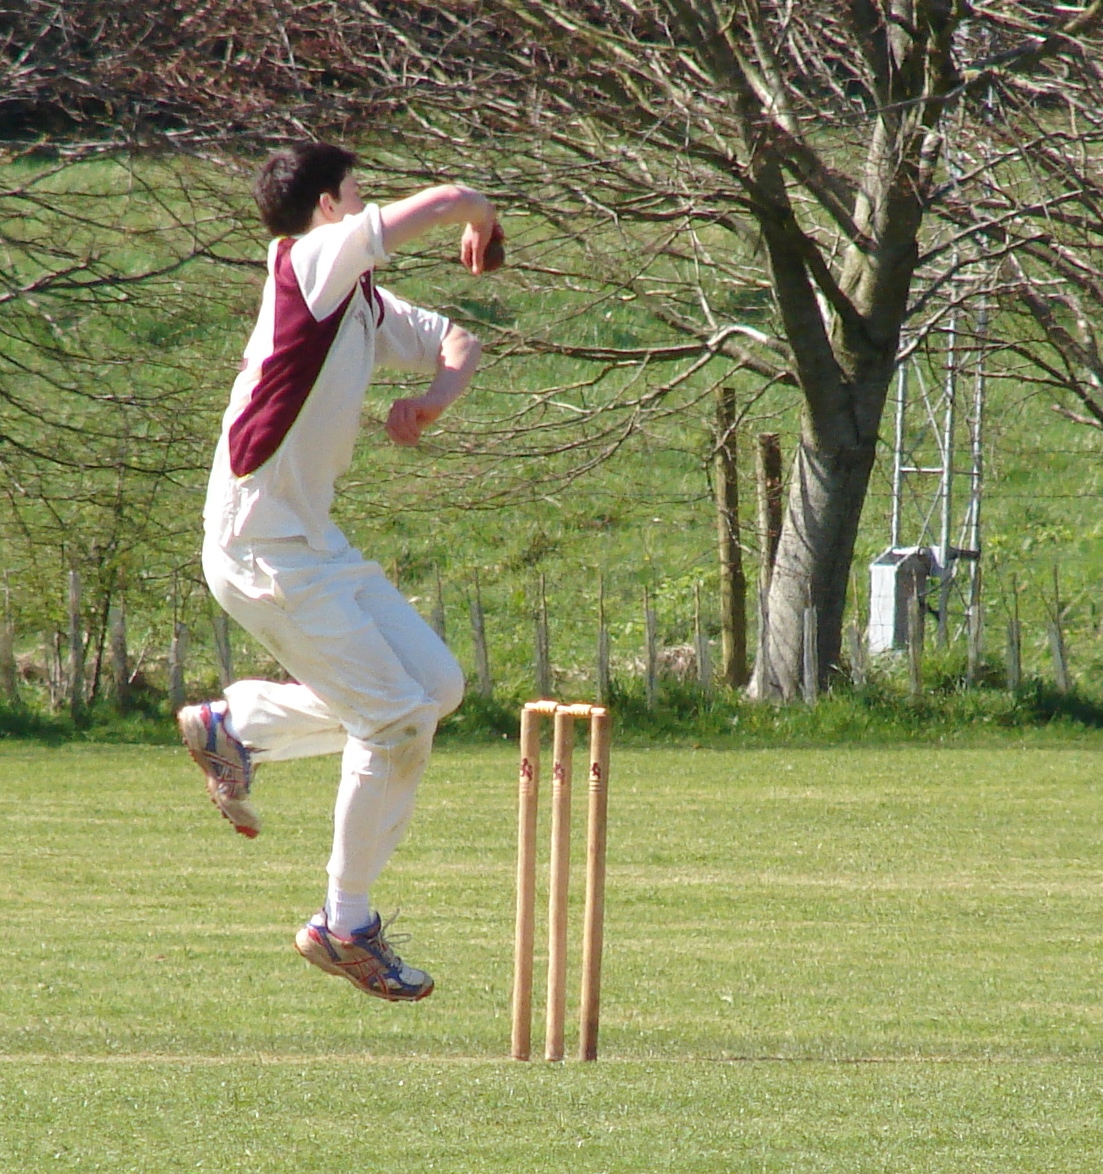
[177,708,261,839]
[294,928,434,1002]
[205,779,261,839]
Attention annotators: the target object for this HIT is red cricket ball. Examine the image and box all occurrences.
[482,223,505,272]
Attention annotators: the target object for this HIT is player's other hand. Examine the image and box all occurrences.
[385,396,443,446]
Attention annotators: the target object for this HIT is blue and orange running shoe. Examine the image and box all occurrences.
[294,910,434,1002]
[177,701,260,838]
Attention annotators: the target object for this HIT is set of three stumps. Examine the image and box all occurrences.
[510,699,611,1062]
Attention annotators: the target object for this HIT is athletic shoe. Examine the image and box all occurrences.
[294,910,435,1002]
[177,701,260,838]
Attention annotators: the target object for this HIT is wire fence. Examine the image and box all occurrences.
[4,558,1099,722]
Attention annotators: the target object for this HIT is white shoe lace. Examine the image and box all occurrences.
[373,910,426,979]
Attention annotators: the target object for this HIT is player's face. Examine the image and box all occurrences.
[330,173,365,218]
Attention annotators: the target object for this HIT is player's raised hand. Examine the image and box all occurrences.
[463,220,504,276]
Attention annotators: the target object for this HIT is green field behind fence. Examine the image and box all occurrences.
[3,739,1103,1171]
[4,152,1103,715]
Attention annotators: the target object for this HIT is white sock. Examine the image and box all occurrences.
[214,698,239,737]
[325,881,371,938]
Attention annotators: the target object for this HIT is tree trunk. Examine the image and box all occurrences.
[750,438,877,700]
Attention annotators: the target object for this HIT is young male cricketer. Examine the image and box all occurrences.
[178,142,501,1002]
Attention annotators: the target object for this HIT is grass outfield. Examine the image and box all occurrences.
[2,739,1103,1171]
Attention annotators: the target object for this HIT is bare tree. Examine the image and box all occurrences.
[5,2,1103,702]
[297,1,1102,698]
[445,2,1103,700]
[0,149,261,674]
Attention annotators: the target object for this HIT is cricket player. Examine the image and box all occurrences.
[179,142,500,1001]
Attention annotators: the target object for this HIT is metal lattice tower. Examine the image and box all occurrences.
[870,298,988,654]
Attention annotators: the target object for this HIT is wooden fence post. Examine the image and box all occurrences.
[1049,620,1070,693]
[45,630,62,710]
[802,603,819,705]
[848,620,866,689]
[534,573,551,698]
[0,623,13,701]
[431,565,447,644]
[68,569,85,722]
[753,586,772,699]
[643,586,658,709]
[1006,575,1022,691]
[753,433,782,701]
[470,570,493,699]
[168,622,189,712]
[1048,566,1071,693]
[0,573,16,702]
[1006,618,1022,690]
[907,578,923,698]
[694,582,712,695]
[965,566,983,687]
[756,432,783,590]
[848,571,867,688]
[211,609,233,688]
[714,384,748,687]
[109,604,131,711]
[596,575,611,704]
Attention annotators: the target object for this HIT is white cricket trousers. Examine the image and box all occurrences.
[202,536,465,893]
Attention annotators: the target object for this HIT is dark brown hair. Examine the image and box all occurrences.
[253,143,358,236]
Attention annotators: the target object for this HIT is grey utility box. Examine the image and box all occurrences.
[868,547,935,653]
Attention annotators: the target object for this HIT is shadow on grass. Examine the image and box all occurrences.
[0,701,69,745]
[0,697,182,747]
[1002,678,1103,729]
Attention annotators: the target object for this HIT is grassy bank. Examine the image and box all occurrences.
[5,669,1103,751]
